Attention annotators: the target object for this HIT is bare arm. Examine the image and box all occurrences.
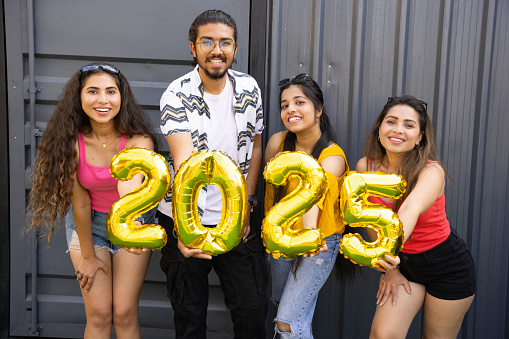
[242,135,262,238]
[71,168,109,292]
[397,163,445,241]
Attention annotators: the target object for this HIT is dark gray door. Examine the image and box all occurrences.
[6,1,251,337]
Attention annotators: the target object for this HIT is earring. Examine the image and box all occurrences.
[316,117,319,123]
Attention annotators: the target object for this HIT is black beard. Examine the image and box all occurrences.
[203,67,228,80]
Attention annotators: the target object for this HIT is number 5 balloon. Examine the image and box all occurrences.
[339,171,406,269]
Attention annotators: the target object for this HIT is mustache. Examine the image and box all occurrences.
[206,56,227,62]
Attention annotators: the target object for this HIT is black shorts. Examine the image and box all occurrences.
[398,228,476,300]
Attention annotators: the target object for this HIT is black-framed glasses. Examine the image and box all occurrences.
[196,39,235,54]
[387,96,428,111]
[278,73,310,87]
[79,64,120,79]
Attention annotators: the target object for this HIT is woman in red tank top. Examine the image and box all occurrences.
[357,95,476,339]
[27,63,158,339]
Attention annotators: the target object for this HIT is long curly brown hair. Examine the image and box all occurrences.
[364,95,449,208]
[26,63,158,242]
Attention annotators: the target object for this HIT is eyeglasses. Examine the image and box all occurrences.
[196,39,235,54]
[387,96,428,111]
[79,64,120,79]
[278,73,311,88]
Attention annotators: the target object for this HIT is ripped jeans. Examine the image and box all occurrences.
[270,234,341,339]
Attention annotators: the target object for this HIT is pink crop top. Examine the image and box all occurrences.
[76,133,127,213]
[367,159,451,254]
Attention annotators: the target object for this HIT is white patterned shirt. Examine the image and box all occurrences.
[158,66,264,218]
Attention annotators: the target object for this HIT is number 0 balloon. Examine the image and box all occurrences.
[172,151,247,255]
[339,171,406,268]
[107,148,170,250]
[263,152,327,259]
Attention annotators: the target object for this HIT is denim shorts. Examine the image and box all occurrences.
[65,205,155,254]
[398,228,476,300]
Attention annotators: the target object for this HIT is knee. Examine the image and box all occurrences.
[276,320,292,333]
[113,305,138,328]
[87,307,112,330]
[370,325,401,339]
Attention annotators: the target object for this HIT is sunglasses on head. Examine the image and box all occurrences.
[79,64,120,79]
[387,96,428,110]
[278,73,310,88]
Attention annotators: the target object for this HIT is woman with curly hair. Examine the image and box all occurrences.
[357,95,476,339]
[27,63,158,339]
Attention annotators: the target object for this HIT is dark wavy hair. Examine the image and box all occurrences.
[364,95,448,208]
[26,63,158,242]
[188,9,238,67]
[276,75,359,283]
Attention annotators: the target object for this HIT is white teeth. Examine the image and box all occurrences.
[95,108,109,112]
[389,137,404,142]
[289,117,302,122]
[210,60,223,64]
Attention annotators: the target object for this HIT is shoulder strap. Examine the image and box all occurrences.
[277,131,289,152]
[78,133,86,163]
[119,135,127,151]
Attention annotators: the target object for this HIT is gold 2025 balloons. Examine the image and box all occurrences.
[339,171,406,269]
[107,148,170,250]
[172,151,247,255]
[263,152,327,259]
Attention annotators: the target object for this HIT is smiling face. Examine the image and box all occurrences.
[379,104,423,154]
[280,85,322,134]
[190,23,237,81]
[80,73,121,125]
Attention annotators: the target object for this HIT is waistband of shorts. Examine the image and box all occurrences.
[399,227,457,263]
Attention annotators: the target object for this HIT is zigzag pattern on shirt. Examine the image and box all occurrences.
[237,126,257,150]
[233,88,259,114]
[256,107,263,122]
[238,158,250,175]
[161,104,188,127]
[165,128,190,138]
[176,92,210,119]
[191,130,209,151]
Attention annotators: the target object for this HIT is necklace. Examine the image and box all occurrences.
[91,134,120,148]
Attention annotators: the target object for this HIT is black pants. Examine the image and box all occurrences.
[158,211,268,339]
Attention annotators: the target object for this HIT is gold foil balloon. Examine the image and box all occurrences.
[339,171,406,269]
[107,148,170,250]
[263,151,327,259]
[172,150,247,255]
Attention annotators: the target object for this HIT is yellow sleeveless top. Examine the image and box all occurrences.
[264,132,349,237]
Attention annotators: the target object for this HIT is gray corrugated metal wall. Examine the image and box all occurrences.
[5,0,252,337]
[266,0,508,338]
[5,0,509,338]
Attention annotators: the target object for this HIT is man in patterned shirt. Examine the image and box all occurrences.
[157,9,267,338]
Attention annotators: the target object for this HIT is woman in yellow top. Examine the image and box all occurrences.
[264,74,358,338]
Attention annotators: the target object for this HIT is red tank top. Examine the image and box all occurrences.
[76,133,127,213]
[367,159,451,253]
